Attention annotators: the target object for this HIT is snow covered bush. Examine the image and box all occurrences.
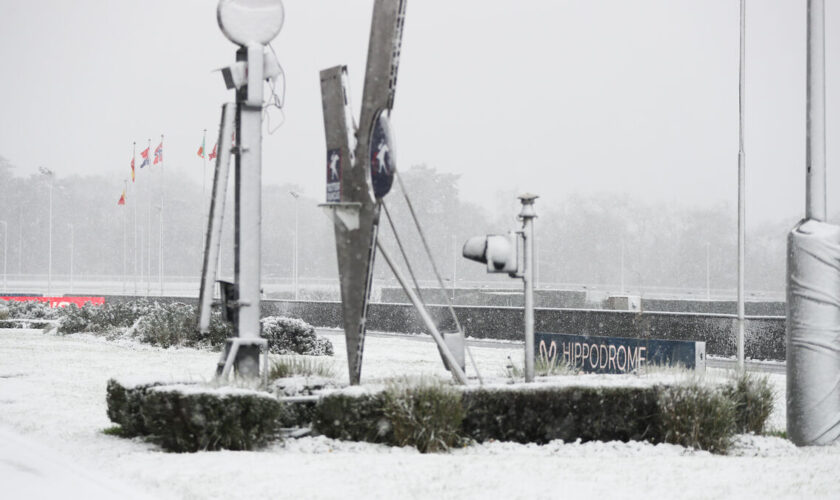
[313,392,392,444]
[133,302,230,349]
[106,379,172,437]
[59,300,156,334]
[106,378,284,452]
[261,316,333,356]
[382,379,466,453]
[462,386,660,445]
[140,385,284,452]
[0,299,59,327]
[722,371,774,434]
[657,383,736,453]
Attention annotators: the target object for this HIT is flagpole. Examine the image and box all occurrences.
[123,179,127,295]
[202,129,207,257]
[133,142,138,296]
[159,134,164,297]
[147,138,152,297]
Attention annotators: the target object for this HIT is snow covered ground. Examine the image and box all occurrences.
[1,327,839,499]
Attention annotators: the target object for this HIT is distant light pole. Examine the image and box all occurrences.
[0,220,7,293]
[69,224,74,294]
[451,234,457,300]
[289,191,300,300]
[706,242,711,300]
[39,166,54,296]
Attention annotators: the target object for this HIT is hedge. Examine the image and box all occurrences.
[107,374,774,454]
[106,379,284,452]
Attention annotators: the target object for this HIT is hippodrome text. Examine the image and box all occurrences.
[535,332,705,374]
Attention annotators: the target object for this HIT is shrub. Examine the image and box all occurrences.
[382,379,466,453]
[722,371,774,434]
[462,385,660,445]
[59,300,157,334]
[313,392,392,443]
[106,378,284,452]
[0,300,60,328]
[657,382,736,453]
[133,302,230,349]
[106,378,172,436]
[140,385,284,452]
[261,316,333,356]
[268,356,336,380]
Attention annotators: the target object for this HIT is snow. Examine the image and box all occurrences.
[1,327,839,499]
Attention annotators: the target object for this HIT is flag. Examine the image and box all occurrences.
[154,142,163,165]
[197,137,205,158]
[208,143,217,161]
[117,190,126,206]
[140,147,150,168]
[130,156,135,182]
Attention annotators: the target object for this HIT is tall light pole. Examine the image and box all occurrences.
[289,190,300,300]
[38,166,54,296]
[0,220,7,293]
[736,0,746,370]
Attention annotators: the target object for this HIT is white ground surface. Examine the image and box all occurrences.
[1,328,839,499]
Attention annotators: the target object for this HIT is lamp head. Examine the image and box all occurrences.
[217,0,284,46]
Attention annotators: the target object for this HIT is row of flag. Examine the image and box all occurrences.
[118,136,219,205]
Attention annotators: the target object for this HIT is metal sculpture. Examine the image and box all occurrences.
[320,0,467,385]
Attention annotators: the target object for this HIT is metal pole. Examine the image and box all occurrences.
[807,0,826,221]
[706,242,711,300]
[147,138,151,297]
[123,179,128,294]
[452,234,457,300]
[69,224,74,294]
[519,194,538,382]
[290,191,299,300]
[736,0,747,370]
[376,237,468,385]
[198,103,235,333]
[159,134,164,296]
[620,239,625,294]
[48,172,53,296]
[0,221,7,293]
[17,208,22,276]
[234,44,265,377]
[133,142,137,295]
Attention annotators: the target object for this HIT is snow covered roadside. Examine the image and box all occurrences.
[1,328,839,499]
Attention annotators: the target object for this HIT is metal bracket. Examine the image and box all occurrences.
[319,202,362,231]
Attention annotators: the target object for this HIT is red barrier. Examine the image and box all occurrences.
[0,296,105,308]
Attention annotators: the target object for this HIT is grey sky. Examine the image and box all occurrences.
[1,0,839,223]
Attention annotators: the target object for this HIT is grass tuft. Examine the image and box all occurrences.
[657,382,736,453]
[268,356,336,381]
[722,371,775,435]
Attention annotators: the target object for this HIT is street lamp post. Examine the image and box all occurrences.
[39,167,54,296]
[0,221,7,293]
[289,191,300,300]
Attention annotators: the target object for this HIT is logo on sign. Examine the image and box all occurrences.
[326,148,341,202]
[369,114,395,199]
